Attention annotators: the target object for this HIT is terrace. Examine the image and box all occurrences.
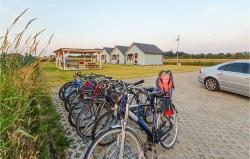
[54,48,102,70]
[126,53,138,65]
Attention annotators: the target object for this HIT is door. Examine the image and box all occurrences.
[217,62,250,95]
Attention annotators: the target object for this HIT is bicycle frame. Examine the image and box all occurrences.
[127,97,158,142]
[122,92,171,144]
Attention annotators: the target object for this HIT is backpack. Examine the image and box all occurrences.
[156,70,175,97]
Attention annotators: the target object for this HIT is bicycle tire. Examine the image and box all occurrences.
[130,92,153,124]
[68,99,90,127]
[62,83,76,101]
[91,110,119,145]
[84,127,144,159]
[59,82,72,101]
[76,100,109,138]
[157,104,179,149]
[64,90,80,112]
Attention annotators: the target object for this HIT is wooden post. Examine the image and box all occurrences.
[99,51,102,69]
[125,54,127,64]
[55,53,57,67]
[62,50,65,70]
[60,52,62,69]
[133,54,135,64]
[84,54,85,69]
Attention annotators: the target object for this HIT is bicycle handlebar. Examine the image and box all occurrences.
[132,80,144,86]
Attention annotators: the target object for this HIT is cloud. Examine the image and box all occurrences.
[213,33,223,37]
[207,5,225,13]
[0,6,14,16]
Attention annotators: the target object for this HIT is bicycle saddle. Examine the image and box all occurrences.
[105,77,113,80]
[146,87,163,97]
[145,87,155,92]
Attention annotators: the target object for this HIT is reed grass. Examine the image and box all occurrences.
[0,9,69,159]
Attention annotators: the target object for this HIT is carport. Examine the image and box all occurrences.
[54,48,102,70]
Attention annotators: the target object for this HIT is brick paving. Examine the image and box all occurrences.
[52,71,250,159]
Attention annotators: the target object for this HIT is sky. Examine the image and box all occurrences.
[0,0,250,56]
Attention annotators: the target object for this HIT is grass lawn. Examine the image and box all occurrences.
[42,62,201,88]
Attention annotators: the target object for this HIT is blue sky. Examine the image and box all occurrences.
[0,0,249,55]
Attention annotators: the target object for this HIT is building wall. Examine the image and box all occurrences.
[102,50,111,63]
[144,54,163,65]
[126,44,163,65]
[110,48,125,64]
[125,45,145,65]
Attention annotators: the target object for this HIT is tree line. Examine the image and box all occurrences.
[164,51,250,59]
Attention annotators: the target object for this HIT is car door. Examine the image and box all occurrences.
[217,62,250,95]
[241,63,250,96]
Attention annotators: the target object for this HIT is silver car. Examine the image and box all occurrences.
[198,60,250,97]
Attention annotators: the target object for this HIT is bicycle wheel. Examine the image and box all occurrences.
[59,82,72,101]
[84,127,144,159]
[62,83,76,101]
[157,105,179,149]
[91,110,119,145]
[68,99,90,127]
[130,92,152,124]
[64,90,81,112]
[76,100,109,138]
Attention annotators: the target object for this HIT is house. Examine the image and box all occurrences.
[110,46,128,64]
[125,42,164,65]
[101,47,113,63]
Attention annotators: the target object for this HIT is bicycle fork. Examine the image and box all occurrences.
[117,120,127,159]
[118,94,130,159]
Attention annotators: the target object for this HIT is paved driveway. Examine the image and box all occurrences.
[127,72,250,159]
[52,71,250,159]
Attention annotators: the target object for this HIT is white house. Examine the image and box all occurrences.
[101,47,113,63]
[125,42,164,65]
[110,46,128,64]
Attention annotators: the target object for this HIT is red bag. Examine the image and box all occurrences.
[165,109,174,117]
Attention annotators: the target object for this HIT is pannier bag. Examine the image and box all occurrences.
[156,70,175,116]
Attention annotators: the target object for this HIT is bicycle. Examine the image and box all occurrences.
[84,81,178,159]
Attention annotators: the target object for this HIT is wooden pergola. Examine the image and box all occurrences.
[54,48,102,70]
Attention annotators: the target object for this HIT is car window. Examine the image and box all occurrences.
[242,63,250,74]
[218,63,249,74]
[218,65,227,71]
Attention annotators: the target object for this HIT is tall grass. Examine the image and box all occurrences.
[0,9,69,158]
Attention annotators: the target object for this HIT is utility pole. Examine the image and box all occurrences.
[176,35,180,66]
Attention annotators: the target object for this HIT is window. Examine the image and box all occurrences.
[242,63,250,74]
[127,54,133,60]
[218,63,250,74]
[135,53,138,59]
